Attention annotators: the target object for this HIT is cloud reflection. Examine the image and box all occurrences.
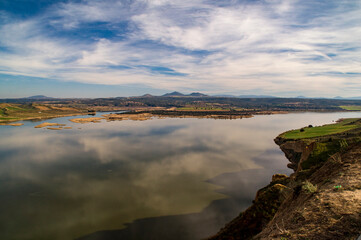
[0,112,360,239]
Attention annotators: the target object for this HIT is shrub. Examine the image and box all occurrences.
[339,139,348,149]
[302,181,317,193]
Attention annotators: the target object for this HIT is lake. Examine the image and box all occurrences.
[0,112,360,240]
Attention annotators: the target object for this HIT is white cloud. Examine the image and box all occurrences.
[0,0,360,97]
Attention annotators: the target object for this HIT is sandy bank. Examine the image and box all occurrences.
[47,127,63,130]
[0,122,24,126]
[69,117,104,123]
[34,122,66,128]
[104,113,153,121]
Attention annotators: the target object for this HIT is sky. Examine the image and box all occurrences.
[0,0,360,98]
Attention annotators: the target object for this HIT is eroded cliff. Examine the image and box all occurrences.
[209,119,361,240]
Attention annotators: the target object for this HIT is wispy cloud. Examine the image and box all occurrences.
[0,0,360,97]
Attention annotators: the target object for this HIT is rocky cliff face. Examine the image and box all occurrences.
[209,129,361,240]
[274,137,314,172]
[208,174,292,240]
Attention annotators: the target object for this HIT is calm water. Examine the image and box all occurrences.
[0,112,360,240]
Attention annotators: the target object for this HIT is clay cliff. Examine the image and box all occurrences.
[209,121,361,240]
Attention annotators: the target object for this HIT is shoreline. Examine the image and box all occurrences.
[2,109,359,128]
[0,112,89,124]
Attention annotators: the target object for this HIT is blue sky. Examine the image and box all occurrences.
[0,0,360,98]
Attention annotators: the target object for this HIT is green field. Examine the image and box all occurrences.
[0,104,34,121]
[0,103,84,123]
[0,117,19,121]
[6,106,32,111]
[340,105,361,111]
[281,118,361,139]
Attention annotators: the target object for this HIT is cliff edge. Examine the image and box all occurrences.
[209,118,361,240]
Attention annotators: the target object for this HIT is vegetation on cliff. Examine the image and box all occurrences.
[281,118,361,139]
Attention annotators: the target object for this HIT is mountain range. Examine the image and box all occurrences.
[162,91,208,97]
[16,93,361,100]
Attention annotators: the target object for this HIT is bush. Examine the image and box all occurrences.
[302,181,317,193]
[339,139,348,149]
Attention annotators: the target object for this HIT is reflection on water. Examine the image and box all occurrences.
[0,112,360,240]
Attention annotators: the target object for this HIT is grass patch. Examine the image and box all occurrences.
[6,106,24,111]
[300,138,358,170]
[0,103,84,123]
[6,106,34,112]
[301,141,339,169]
[339,105,361,111]
[281,118,361,139]
[0,117,19,120]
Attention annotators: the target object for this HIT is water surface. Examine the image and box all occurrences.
[0,112,360,239]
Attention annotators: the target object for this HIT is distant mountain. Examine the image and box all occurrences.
[141,94,154,97]
[188,92,208,97]
[296,95,307,98]
[213,94,277,98]
[238,95,277,98]
[334,96,361,100]
[162,91,185,97]
[26,95,53,99]
[213,94,237,98]
[162,91,208,97]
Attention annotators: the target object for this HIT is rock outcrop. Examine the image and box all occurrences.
[273,138,314,172]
